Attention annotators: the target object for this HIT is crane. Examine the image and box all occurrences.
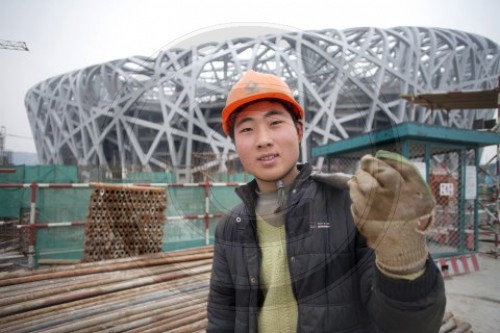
[0,39,29,51]
[0,39,29,165]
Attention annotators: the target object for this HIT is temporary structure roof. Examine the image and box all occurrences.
[401,88,499,110]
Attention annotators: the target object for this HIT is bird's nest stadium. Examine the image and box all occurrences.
[25,26,500,179]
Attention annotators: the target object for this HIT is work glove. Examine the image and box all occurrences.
[348,150,436,275]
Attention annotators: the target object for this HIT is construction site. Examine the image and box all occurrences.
[1,26,500,332]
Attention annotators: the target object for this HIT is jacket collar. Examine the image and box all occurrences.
[235,163,313,211]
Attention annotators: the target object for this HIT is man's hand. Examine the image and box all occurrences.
[348,150,436,275]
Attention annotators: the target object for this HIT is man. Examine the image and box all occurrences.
[207,70,446,332]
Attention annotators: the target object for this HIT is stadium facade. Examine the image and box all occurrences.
[25,26,500,179]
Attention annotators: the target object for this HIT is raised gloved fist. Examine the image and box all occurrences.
[347,150,436,275]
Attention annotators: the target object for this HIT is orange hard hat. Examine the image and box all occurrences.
[221,70,304,135]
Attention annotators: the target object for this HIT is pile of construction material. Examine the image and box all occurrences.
[84,183,167,262]
[0,244,474,332]
[0,220,26,271]
[0,247,212,333]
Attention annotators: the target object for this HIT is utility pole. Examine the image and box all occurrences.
[0,126,7,165]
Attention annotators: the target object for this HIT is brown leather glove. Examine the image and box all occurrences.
[348,150,436,275]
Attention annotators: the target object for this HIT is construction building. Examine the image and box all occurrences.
[24,26,499,181]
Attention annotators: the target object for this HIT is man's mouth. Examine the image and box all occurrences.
[258,153,278,161]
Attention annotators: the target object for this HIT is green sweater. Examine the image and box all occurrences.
[256,190,298,333]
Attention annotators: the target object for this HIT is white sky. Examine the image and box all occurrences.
[1,0,499,155]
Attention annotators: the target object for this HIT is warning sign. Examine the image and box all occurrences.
[439,183,454,196]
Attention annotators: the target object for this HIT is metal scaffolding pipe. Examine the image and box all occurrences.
[0,247,213,287]
[0,271,209,324]
[125,309,208,333]
[0,247,213,332]
[1,278,209,332]
[70,291,208,333]
[0,258,212,308]
[0,264,211,317]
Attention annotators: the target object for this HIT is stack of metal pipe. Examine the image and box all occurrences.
[84,183,168,262]
[0,247,213,333]
[1,245,475,332]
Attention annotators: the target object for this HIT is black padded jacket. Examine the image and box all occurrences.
[207,163,446,332]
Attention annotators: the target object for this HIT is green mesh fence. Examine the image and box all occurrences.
[0,187,30,218]
[30,188,92,265]
[35,227,85,262]
[32,185,243,266]
[167,187,206,216]
[163,219,206,251]
[112,171,176,183]
[210,186,241,214]
[213,172,253,183]
[37,188,92,223]
[0,165,79,219]
[162,186,243,251]
[0,165,78,184]
[0,165,246,267]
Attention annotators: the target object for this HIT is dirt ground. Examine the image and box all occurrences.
[444,241,500,333]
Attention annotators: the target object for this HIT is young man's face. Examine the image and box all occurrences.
[233,100,303,192]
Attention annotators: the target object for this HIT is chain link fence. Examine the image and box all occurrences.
[323,142,478,258]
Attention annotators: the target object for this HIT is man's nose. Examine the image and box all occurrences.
[256,127,273,148]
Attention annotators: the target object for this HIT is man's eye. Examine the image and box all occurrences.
[239,127,252,133]
[270,120,283,126]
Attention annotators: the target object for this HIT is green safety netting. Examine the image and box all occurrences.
[1,165,247,266]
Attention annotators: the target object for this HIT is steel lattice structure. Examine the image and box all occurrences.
[25,27,500,175]
[0,39,29,51]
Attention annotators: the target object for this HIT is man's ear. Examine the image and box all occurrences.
[296,120,304,142]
